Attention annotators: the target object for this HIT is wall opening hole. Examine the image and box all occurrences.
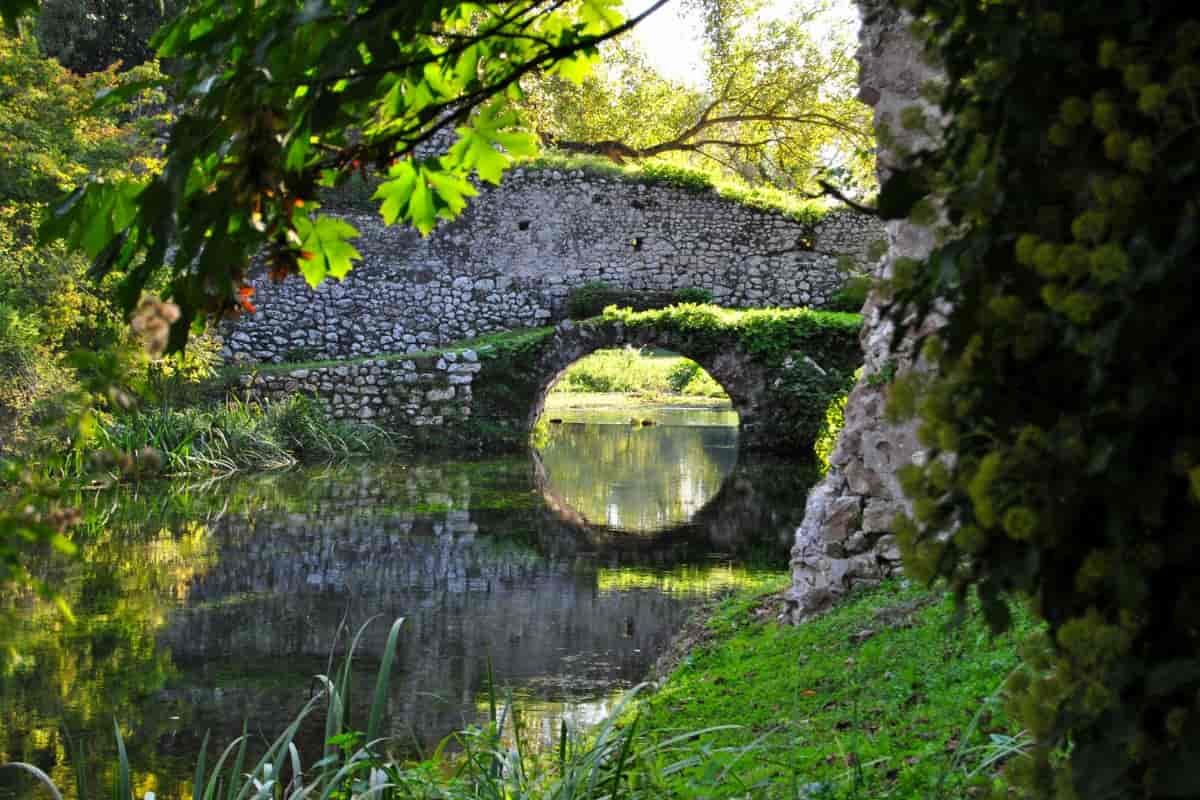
[534,346,738,533]
[518,220,532,231]
[631,237,644,250]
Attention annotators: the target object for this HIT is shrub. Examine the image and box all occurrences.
[825,276,871,313]
[882,3,1200,797]
[673,286,714,305]
[565,280,613,320]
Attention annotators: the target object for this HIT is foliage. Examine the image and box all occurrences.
[551,347,727,399]
[91,396,391,478]
[630,579,1035,798]
[825,276,871,314]
[36,0,647,353]
[0,33,166,445]
[673,286,715,305]
[599,304,862,449]
[35,0,183,74]
[566,279,615,320]
[814,388,848,476]
[522,0,874,195]
[0,32,169,599]
[600,304,861,366]
[877,1,1200,796]
[529,151,830,223]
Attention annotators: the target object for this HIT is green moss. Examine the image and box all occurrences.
[632,579,1035,799]
[527,152,829,225]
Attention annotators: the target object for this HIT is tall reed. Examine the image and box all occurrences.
[2,618,767,800]
[91,395,390,478]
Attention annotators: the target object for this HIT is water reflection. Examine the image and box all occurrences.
[535,407,739,533]
[1,424,815,799]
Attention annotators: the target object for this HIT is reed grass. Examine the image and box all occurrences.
[92,395,391,477]
[2,617,767,800]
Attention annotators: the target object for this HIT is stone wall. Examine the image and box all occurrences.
[221,167,883,364]
[786,1,944,619]
[235,310,861,454]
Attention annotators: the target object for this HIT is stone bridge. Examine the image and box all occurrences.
[237,307,862,454]
[221,164,883,365]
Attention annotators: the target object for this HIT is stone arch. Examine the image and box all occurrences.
[524,319,778,449]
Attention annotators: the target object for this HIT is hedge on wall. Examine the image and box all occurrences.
[879,1,1200,797]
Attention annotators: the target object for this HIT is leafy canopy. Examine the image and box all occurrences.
[880,1,1200,796]
[523,0,873,193]
[20,0,647,352]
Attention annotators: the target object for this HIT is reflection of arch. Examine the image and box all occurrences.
[529,448,812,562]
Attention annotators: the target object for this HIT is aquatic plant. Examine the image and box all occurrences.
[2,617,757,800]
[91,395,390,478]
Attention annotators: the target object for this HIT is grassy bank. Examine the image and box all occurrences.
[6,581,1033,800]
[89,395,390,478]
[630,579,1032,799]
[544,392,731,412]
[550,347,727,401]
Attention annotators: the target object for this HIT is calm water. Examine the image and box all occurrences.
[0,407,816,798]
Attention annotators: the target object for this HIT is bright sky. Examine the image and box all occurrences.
[621,0,860,87]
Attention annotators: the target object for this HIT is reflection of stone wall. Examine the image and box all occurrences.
[787,2,942,619]
[160,482,703,751]
[221,167,884,364]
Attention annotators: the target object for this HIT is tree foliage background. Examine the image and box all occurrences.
[35,0,182,73]
[523,0,874,193]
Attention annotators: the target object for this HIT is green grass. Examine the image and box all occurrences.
[90,395,391,478]
[550,347,727,400]
[3,583,1035,800]
[526,153,830,225]
[319,151,830,224]
[630,579,1035,799]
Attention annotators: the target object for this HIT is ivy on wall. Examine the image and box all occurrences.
[878,1,1200,796]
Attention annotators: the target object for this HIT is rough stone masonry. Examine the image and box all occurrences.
[221,167,883,364]
[787,0,945,620]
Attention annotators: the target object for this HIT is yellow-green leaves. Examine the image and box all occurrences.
[373,160,478,236]
[448,100,539,185]
[293,215,361,287]
[579,0,623,35]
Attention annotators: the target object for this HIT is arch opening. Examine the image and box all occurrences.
[532,346,741,535]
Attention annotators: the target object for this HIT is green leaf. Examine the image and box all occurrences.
[548,52,596,84]
[408,174,436,235]
[491,130,540,159]
[0,0,37,32]
[427,171,477,218]
[294,215,362,286]
[580,0,623,34]
[373,161,417,225]
[449,128,509,185]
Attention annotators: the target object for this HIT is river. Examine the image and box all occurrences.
[0,405,818,799]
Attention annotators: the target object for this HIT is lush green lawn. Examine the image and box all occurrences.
[630,578,1033,799]
[550,347,728,400]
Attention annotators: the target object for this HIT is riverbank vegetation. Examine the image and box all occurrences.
[9,580,1033,800]
[89,396,391,479]
[549,347,727,402]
